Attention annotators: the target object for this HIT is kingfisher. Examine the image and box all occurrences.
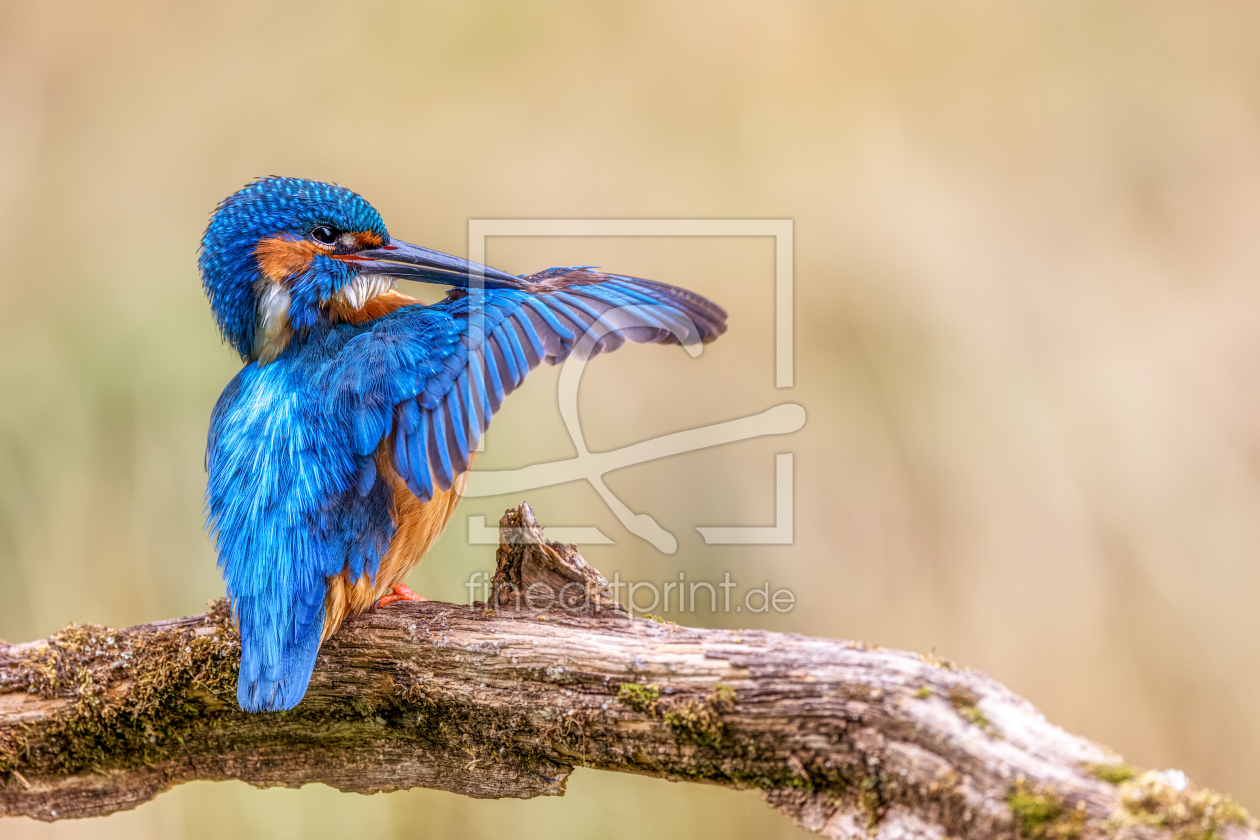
[199,177,727,712]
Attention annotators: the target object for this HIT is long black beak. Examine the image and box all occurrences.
[344,239,527,289]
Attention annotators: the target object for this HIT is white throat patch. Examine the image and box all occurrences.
[253,279,293,365]
[331,274,397,311]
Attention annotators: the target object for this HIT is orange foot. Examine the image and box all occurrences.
[376,583,428,609]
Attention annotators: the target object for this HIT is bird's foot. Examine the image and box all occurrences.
[377,583,427,609]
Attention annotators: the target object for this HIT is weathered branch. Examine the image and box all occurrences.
[1,505,1255,839]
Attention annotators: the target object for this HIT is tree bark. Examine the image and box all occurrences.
[1,504,1255,840]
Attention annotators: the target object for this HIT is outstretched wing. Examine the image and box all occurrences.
[326,268,727,503]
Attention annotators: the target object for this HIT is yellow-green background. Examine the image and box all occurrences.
[4,2,1260,838]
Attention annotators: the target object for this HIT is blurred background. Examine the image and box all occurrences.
[4,1,1260,838]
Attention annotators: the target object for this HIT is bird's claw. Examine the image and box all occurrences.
[377,583,427,608]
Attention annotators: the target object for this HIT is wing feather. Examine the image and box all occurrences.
[340,268,726,503]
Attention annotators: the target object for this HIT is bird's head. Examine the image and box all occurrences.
[199,177,522,363]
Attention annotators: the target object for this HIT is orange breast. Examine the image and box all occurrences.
[321,447,471,641]
[326,288,421,325]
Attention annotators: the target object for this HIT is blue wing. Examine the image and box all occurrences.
[324,267,728,502]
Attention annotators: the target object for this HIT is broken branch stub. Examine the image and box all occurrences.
[489,503,626,617]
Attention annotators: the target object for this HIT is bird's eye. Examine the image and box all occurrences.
[310,225,338,244]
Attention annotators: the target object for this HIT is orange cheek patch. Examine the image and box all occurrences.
[255,237,322,281]
[353,231,383,248]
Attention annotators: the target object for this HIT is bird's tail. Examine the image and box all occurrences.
[234,584,326,712]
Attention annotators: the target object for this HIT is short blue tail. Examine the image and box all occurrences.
[235,585,326,712]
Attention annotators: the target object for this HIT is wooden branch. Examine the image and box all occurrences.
[1,505,1255,839]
